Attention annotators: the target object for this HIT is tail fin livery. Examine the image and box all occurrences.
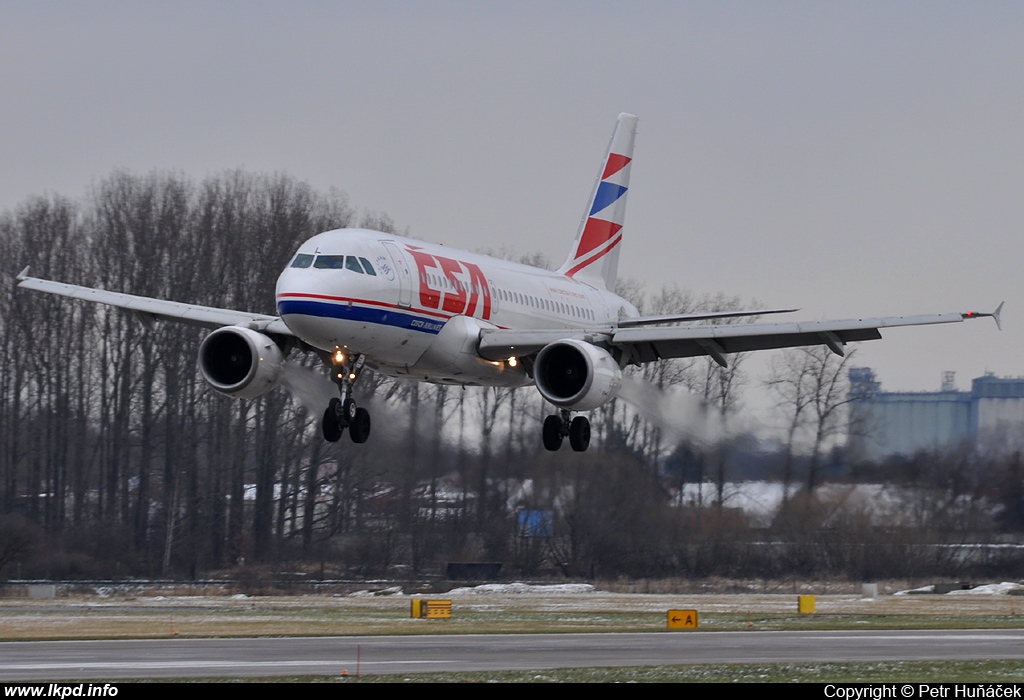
[558,112,639,290]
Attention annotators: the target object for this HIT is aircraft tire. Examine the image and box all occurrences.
[342,397,358,424]
[569,416,590,452]
[322,399,343,442]
[349,407,371,444]
[542,415,563,451]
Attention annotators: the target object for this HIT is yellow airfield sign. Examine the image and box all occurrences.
[667,609,699,629]
[411,599,452,619]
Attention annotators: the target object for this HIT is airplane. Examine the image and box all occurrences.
[15,113,1003,451]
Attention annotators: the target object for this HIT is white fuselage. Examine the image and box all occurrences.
[275,228,638,386]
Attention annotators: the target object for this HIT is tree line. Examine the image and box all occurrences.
[2,170,1021,583]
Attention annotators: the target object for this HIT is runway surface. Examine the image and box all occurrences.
[3,629,1024,680]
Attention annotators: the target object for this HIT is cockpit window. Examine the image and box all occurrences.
[309,254,377,275]
[314,255,346,269]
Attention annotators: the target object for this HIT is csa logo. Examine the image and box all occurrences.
[376,255,395,281]
[406,245,492,320]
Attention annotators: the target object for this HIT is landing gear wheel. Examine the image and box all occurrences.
[349,407,371,444]
[569,416,591,452]
[322,398,343,442]
[342,397,358,423]
[542,415,563,451]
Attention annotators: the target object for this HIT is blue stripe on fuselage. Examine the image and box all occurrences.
[277,299,445,334]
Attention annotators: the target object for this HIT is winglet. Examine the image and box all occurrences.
[962,301,1004,331]
[16,266,30,283]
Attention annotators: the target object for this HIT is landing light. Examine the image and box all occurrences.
[508,356,518,368]
[333,349,345,364]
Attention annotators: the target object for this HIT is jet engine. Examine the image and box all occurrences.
[533,339,622,411]
[198,326,285,399]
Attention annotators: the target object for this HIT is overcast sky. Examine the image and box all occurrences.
[2,1,1020,402]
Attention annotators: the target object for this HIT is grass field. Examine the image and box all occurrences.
[253,660,1024,683]
[3,584,1024,682]
[3,585,1024,640]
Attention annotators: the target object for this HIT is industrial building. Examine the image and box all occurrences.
[847,368,1024,461]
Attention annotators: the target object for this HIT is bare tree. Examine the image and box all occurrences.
[766,350,817,502]
[768,346,857,494]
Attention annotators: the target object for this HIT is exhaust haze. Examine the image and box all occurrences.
[617,373,749,450]
[281,363,337,417]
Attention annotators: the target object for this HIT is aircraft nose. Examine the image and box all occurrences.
[275,265,313,313]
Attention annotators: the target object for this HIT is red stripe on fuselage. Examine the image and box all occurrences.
[278,292,451,320]
[278,291,509,329]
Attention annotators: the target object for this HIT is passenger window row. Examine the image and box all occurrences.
[423,272,486,296]
[494,287,594,321]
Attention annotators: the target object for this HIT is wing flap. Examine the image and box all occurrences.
[477,310,996,366]
[621,327,884,364]
[613,313,970,364]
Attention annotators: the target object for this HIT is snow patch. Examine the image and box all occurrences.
[896,582,1024,596]
[895,585,936,595]
[948,582,1024,595]
[447,582,597,596]
[349,586,404,597]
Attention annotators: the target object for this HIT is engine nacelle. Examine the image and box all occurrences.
[534,339,622,411]
[198,326,285,399]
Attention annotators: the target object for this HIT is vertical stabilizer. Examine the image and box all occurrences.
[557,113,638,290]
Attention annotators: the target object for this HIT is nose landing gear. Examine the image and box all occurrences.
[542,409,590,452]
[322,349,371,444]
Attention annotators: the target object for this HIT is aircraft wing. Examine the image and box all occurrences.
[615,307,797,327]
[16,268,295,336]
[478,306,1002,368]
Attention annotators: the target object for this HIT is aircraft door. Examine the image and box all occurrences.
[380,241,413,308]
[488,279,499,315]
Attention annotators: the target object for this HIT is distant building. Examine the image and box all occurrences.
[848,368,1024,461]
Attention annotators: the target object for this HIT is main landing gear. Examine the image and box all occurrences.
[322,350,371,444]
[542,409,590,452]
